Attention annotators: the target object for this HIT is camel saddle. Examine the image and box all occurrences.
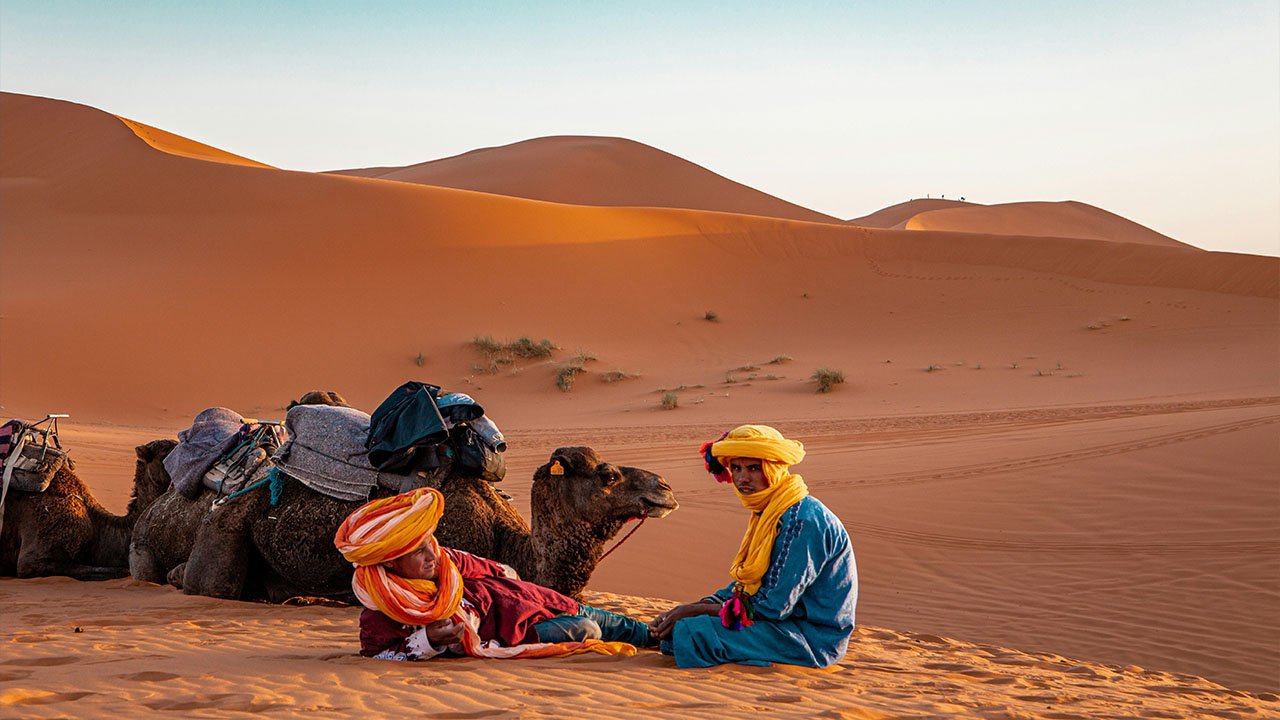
[202,422,286,496]
[1,419,67,494]
[273,405,416,502]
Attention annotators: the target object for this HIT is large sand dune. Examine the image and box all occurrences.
[2,91,1278,708]
[328,135,840,223]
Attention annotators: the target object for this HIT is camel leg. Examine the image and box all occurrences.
[167,562,187,589]
[16,547,128,580]
[180,498,259,600]
[127,540,169,584]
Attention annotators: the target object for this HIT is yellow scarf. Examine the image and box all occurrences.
[729,465,808,594]
[711,424,809,596]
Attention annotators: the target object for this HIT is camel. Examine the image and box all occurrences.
[130,390,352,588]
[0,440,174,579]
[138,435,677,603]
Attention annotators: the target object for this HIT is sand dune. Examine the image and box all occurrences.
[327,135,841,223]
[2,90,1278,703]
[903,200,1193,248]
[847,198,971,227]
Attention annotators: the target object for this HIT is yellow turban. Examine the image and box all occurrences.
[710,425,809,597]
[712,424,805,467]
[334,487,443,567]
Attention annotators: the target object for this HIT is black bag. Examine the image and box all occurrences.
[367,381,449,474]
[451,424,506,483]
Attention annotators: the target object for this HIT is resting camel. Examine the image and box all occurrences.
[139,435,677,602]
[129,390,351,590]
[1,440,174,579]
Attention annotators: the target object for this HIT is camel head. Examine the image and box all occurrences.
[287,390,350,409]
[130,439,178,514]
[531,447,679,532]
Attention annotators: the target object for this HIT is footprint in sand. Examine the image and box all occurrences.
[143,693,289,713]
[757,693,805,703]
[118,671,180,682]
[405,677,452,687]
[818,707,892,720]
[516,688,584,698]
[92,642,136,651]
[0,656,79,667]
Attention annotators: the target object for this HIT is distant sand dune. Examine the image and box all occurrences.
[847,198,971,227]
[903,200,1192,248]
[327,135,841,223]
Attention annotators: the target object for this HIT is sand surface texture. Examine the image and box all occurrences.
[2,92,1277,716]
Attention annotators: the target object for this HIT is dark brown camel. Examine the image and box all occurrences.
[129,390,351,588]
[1,440,174,579]
[144,440,677,603]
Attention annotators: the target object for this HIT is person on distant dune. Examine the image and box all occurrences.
[648,425,857,668]
[334,487,654,660]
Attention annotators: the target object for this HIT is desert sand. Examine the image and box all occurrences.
[1,91,1277,717]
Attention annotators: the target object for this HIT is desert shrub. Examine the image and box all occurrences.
[704,310,719,322]
[766,354,792,365]
[471,335,556,373]
[510,336,556,359]
[600,369,637,384]
[661,391,679,409]
[811,368,845,393]
[925,364,943,372]
[556,363,585,392]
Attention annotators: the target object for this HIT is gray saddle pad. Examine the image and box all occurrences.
[273,405,397,502]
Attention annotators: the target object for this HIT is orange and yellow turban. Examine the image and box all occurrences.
[334,487,635,659]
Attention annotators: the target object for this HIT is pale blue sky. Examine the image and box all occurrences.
[2,1,1276,255]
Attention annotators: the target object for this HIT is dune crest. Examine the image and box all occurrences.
[328,135,840,223]
[115,117,275,169]
[847,198,972,227]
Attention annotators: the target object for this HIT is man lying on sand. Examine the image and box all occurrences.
[334,487,654,660]
[649,424,857,668]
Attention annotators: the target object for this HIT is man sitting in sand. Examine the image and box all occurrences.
[334,487,654,660]
[648,424,857,668]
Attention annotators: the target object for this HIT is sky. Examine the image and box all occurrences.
[2,1,1277,255]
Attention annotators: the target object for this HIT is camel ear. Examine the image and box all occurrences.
[546,449,574,478]
[135,443,153,461]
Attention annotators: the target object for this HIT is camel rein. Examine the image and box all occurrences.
[597,516,647,563]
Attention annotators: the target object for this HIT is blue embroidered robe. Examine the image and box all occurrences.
[670,496,857,668]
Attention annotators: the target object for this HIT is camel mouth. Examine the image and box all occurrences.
[639,496,678,519]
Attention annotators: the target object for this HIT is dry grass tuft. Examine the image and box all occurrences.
[811,368,845,393]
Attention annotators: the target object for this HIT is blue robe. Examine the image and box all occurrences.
[669,496,857,668]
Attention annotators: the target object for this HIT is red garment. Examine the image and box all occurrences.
[358,548,579,657]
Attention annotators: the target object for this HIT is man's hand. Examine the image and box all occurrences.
[648,601,721,641]
[424,618,464,645]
